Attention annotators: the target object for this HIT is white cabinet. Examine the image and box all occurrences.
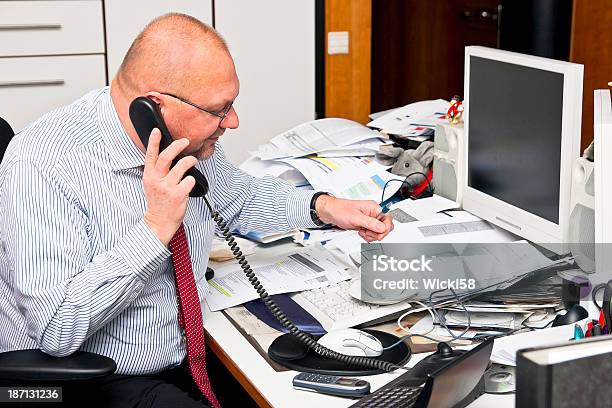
[0,1,104,57]
[0,0,106,132]
[215,1,316,163]
[103,1,213,80]
[0,55,106,130]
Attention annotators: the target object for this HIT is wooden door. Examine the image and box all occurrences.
[570,0,612,152]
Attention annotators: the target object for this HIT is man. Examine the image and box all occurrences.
[0,13,393,407]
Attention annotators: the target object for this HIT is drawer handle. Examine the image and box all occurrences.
[0,79,65,87]
[0,23,62,30]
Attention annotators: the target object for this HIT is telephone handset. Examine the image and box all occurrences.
[129,96,208,198]
[128,96,400,373]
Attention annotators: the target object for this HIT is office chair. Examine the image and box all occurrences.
[0,115,117,383]
[0,116,13,160]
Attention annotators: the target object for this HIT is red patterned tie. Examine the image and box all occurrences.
[169,224,221,408]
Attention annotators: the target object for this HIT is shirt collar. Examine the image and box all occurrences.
[97,86,146,170]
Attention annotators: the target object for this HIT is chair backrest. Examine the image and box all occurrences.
[0,117,15,161]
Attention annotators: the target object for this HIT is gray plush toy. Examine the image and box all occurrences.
[375,141,434,186]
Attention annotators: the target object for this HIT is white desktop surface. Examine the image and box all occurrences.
[203,241,515,408]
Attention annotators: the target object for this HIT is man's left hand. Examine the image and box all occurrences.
[315,195,394,242]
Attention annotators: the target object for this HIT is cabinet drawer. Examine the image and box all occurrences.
[0,54,106,131]
[0,1,104,57]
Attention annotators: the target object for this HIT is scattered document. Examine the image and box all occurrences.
[491,318,590,366]
[316,137,388,158]
[382,211,519,243]
[237,230,300,244]
[325,211,520,271]
[281,156,404,203]
[442,310,528,330]
[239,156,310,187]
[295,228,355,246]
[252,118,382,160]
[444,302,559,314]
[209,236,256,262]
[369,108,397,121]
[205,246,351,311]
[367,99,449,137]
[410,314,504,341]
[389,195,460,221]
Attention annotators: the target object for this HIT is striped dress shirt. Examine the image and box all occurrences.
[0,87,317,375]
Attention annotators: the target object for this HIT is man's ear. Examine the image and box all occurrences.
[144,92,164,111]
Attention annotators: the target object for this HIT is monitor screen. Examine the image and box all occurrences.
[467,56,564,224]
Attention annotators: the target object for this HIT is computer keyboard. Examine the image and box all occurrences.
[291,280,412,331]
[351,384,423,408]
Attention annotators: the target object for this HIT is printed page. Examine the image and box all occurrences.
[205,246,351,311]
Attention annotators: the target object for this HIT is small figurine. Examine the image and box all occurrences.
[446,95,464,125]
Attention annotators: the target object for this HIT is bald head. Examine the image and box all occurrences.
[116,13,231,95]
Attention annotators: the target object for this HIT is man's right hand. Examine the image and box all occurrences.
[142,128,198,246]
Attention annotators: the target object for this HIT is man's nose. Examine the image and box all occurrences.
[220,106,239,129]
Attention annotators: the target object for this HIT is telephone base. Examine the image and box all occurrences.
[268,329,411,376]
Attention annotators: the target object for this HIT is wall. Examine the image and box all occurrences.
[216,1,316,164]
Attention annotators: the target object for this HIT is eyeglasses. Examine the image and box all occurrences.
[160,92,233,122]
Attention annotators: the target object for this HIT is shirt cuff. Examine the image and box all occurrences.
[113,219,172,282]
[286,189,320,229]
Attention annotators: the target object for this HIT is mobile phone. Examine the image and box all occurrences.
[292,372,370,398]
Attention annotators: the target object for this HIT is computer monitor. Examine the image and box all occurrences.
[594,89,612,271]
[462,46,583,251]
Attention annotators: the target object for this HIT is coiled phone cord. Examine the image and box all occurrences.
[203,196,403,372]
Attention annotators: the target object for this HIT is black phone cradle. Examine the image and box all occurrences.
[268,330,411,376]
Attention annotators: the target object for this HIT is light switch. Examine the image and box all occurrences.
[328,31,349,55]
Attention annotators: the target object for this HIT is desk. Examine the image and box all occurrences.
[203,241,515,408]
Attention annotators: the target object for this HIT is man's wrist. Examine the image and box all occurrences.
[143,214,173,246]
[311,192,333,227]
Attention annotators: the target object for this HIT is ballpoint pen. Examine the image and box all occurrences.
[376,205,389,220]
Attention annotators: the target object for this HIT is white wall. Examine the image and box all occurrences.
[104,1,213,80]
[215,1,316,164]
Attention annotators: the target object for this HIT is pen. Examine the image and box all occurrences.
[376,206,389,220]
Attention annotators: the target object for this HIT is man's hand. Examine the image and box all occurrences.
[142,129,197,246]
[315,195,394,242]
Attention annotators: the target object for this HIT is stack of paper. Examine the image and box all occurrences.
[239,119,404,243]
[409,314,504,342]
[316,137,387,158]
[281,156,404,203]
[442,310,528,331]
[367,99,450,140]
[491,319,589,365]
[251,118,383,160]
[239,156,310,188]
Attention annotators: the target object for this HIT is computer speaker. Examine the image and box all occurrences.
[432,123,465,204]
[568,156,595,273]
